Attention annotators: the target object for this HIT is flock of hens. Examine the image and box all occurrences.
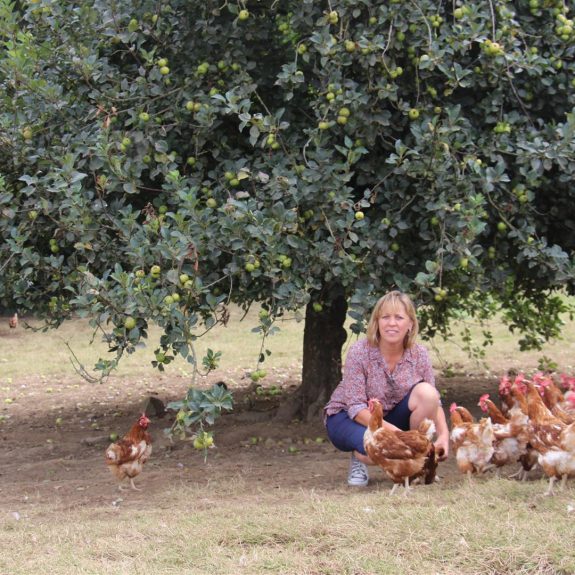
[366,373,575,495]
[104,372,575,495]
[7,313,575,495]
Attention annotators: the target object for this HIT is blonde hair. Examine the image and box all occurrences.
[366,290,418,348]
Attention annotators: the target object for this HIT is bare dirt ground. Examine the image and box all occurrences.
[0,355,506,514]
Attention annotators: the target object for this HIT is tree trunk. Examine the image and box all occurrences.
[275,283,348,422]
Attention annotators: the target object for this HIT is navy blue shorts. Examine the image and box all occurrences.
[325,386,418,455]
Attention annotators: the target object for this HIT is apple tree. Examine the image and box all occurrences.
[1,0,575,421]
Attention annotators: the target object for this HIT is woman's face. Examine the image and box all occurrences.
[377,302,413,347]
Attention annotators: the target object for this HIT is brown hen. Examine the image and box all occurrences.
[364,398,441,495]
[105,413,152,491]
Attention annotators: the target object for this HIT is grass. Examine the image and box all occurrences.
[3,302,575,382]
[0,306,305,380]
[2,305,575,574]
[1,478,573,574]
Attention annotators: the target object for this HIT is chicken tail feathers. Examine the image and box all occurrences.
[423,444,440,484]
[418,418,436,440]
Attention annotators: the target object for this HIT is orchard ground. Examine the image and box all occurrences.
[0,313,573,503]
[1,364,501,511]
[1,314,575,574]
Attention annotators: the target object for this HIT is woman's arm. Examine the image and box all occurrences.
[433,405,449,460]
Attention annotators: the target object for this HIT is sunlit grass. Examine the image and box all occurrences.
[0,306,305,381]
[2,301,575,382]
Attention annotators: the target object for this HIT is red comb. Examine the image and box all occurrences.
[478,394,489,411]
[498,376,510,394]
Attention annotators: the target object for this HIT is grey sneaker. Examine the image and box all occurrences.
[348,453,369,486]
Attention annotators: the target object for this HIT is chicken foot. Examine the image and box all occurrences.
[544,476,556,497]
[389,477,412,496]
[118,478,142,491]
[508,466,527,481]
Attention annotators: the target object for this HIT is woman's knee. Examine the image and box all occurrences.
[408,382,440,410]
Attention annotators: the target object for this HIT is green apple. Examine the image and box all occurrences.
[408,108,420,120]
[124,316,137,330]
[238,9,249,21]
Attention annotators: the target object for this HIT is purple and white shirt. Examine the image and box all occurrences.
[324,339,435,422]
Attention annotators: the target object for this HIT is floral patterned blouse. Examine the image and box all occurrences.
[324,338,435,422]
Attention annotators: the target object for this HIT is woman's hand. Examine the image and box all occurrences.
[434,434,449,461]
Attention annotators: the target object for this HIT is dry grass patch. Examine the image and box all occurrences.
[3,301,575,382]
[2,477,574,575]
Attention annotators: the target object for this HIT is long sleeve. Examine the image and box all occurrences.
[324,340,370,421]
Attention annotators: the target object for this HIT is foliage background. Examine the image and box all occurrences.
[1,0,575,400]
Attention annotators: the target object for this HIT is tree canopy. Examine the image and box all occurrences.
[1,0,575,417]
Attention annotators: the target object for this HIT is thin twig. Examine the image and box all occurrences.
[486,0,496,38]
[409,0,433,49]
[381,19,395,60]
[64,339,113,384]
